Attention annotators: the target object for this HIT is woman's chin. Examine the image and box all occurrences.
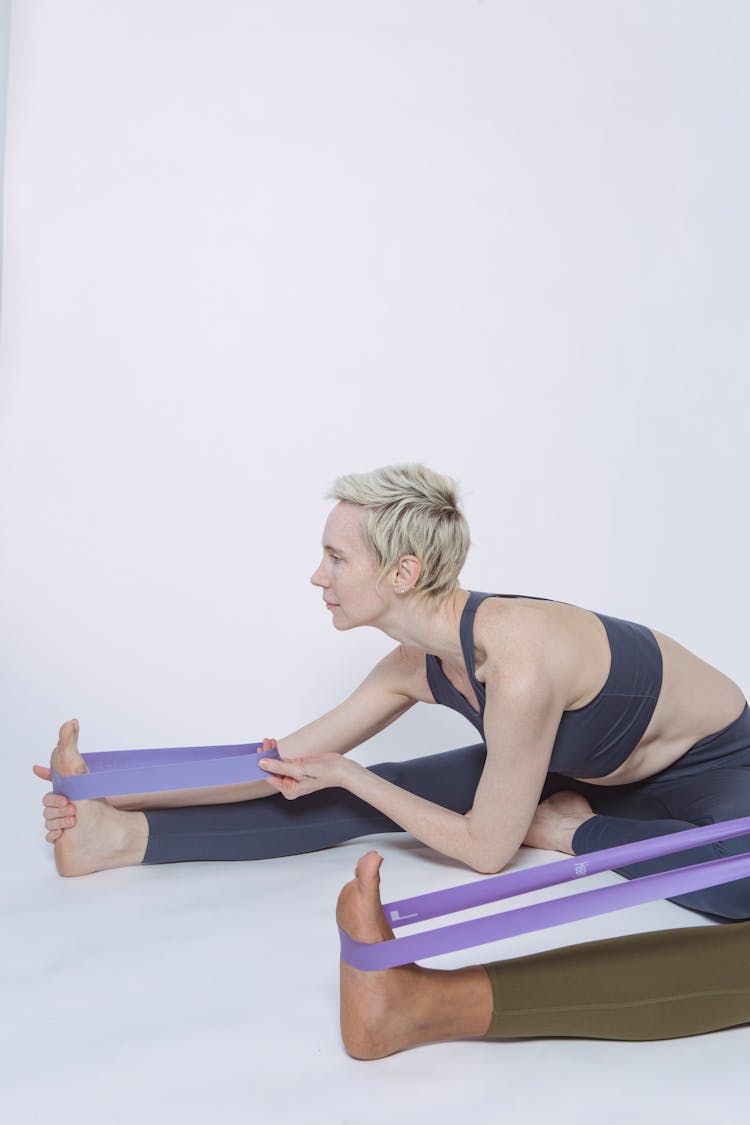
[331,611,358,631]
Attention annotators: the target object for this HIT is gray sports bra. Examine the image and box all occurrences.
[425,591,663,779]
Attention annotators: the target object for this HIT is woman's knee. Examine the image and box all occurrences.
[369,744,485,812]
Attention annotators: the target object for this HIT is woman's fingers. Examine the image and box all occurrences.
[258,757,303,780]
[257,757,305,795]
[33,765,52,781]
[46,829,63,843]
[258,759,326,801]
[262,775,287,794]
[258,773,297,799]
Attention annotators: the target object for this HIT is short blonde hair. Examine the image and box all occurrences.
[326,463,471,609]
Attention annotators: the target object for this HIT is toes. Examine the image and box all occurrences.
[355,850,383,886]
[44,814,76,832]
[43,793,71,809]
[58,718,80,748]
[45,814,76,830]
[44,798,75,813]
[52,719,88,776]
[44,794,77,833]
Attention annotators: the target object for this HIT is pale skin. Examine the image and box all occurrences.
[37,500,746,881]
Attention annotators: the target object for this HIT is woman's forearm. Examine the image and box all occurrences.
[340,759,503,871]
[109,778,276,810]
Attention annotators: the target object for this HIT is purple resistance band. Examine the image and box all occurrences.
[50,742,281,799]
[339,816,750,970]
[50,746,750,968]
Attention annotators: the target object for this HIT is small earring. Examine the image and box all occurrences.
[396,585,415,594]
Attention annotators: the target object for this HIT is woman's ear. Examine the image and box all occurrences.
[393,555,422,593]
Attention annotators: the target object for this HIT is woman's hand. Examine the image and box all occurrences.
[258,751,352,800]
[32,764,78,843]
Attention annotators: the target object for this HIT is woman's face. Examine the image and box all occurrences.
[310,502,387,629]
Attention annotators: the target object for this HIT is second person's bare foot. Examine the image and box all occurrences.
[336,851,492,1059]
[47,720,148,876]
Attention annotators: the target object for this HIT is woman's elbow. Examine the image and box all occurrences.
[466,848,513,875]
[462,819,518,874]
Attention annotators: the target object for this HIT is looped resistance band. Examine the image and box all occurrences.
[50,742,281,799]
[339,816,750,970]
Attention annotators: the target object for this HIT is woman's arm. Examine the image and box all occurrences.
[456,663,566,870]
[98,647,420,810]
[277,645,420,759]
[261,656,566,873]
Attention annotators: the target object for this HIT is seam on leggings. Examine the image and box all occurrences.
[495,986,750,1018]
[145,819,395,839]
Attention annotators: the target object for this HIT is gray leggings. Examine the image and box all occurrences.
[144,707,750,920]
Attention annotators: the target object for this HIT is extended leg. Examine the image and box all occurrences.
[47,724,486,872]
[337,851,750,1058]
[144,743,487,863]
[485,918,750,1040]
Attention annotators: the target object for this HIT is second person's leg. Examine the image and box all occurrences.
[338,850,750,1058]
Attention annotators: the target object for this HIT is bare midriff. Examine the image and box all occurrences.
[413,596,746,788]
[576,628,746,785]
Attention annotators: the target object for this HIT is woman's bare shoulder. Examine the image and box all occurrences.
[394,643,440,704]
[473,597,566,681]
[474,596,550,647]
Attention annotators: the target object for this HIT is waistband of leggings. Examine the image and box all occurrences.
[689,701,749,750]
[653,701,750,779]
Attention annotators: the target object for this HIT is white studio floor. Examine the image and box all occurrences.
[5,779,749,1125]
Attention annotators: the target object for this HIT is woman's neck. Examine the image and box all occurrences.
[377,587,472,663]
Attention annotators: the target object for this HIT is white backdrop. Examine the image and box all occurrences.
[2,1,748,766]
[2,5,749,1122]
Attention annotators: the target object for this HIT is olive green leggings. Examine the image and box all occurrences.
[484,920,750,1040]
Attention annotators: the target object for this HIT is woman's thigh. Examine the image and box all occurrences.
[654,767,750,840]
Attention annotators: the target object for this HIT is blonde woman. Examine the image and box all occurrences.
[37,464,750,918]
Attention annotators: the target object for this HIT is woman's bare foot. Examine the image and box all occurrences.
[336,851,493,1059]
[37,720,148,876]
[523,791,595,854]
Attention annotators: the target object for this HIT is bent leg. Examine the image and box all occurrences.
[562,768,750,920]
[144,743,486,863]
[540,709,750,919]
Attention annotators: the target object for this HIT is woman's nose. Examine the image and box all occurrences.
[310,563,326,587]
